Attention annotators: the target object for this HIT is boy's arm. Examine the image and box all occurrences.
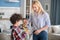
[12,29,21,40]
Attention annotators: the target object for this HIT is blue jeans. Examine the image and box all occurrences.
[33,31,48,40]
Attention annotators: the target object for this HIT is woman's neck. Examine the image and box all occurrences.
[35,10,42,15]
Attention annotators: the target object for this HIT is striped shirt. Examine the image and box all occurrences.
[29,12,51,32]
[11,26,26,40]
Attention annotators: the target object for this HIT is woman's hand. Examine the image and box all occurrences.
[34,26,48,35]
[34,30,41,35]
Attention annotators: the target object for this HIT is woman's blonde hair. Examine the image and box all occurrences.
[32,0,45,14]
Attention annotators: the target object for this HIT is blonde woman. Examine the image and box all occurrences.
[29,1,51,40]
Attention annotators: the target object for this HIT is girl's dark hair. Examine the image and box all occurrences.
[22,18,27,20]
[10,13,22,24]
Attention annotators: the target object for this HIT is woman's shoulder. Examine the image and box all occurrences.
[43,12,49,17]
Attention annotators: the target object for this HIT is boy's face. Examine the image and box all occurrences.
[16,20,23,26]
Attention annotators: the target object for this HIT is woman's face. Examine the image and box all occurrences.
[32,4,39,13]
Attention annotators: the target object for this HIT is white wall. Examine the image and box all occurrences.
[39,0,51,15]
[0,7,20,18]
[20,0,26,18]
[0,7,20,29]
[0,0,27,30]
[0,20,12,30]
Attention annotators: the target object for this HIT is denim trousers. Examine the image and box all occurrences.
[33,31,48,40]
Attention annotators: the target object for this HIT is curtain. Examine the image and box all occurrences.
[50,0,60,25]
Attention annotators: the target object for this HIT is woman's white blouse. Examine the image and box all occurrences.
[29,12,51,32]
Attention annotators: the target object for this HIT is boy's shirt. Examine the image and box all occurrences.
[11,26,26,40]
[20,23,31,34]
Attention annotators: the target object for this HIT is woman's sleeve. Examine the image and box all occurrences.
[28,14,34,34]
[45,13,51,27]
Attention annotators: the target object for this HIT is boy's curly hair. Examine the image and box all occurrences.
[10,13,22,24]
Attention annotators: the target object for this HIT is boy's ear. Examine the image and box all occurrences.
[16,20,19,23]
[16,21,18,23]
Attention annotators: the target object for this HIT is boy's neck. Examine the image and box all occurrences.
[13,24,19,27]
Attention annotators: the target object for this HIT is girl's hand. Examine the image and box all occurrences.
[26,30,30,34]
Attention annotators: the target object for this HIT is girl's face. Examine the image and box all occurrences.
[32,4,39,13]
[23,19,27,24]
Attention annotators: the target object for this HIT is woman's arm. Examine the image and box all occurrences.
[34,13,51,35]
[40,13,51,31]
[34,25,48,35]
[38,25,48,32]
